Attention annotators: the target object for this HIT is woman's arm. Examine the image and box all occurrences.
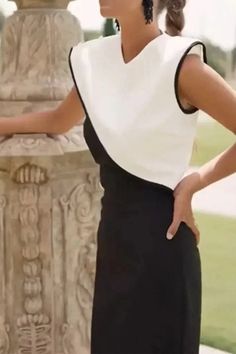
[178,53,236,190]
[166,55,236,241]
[180,53,236,135]
[183,143,236,194]
[0,86,85,135]
[166,143,236,242]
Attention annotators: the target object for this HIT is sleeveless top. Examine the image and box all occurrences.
[68,30,208,190]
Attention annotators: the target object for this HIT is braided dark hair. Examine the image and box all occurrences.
[165,0,186,35]
[114,0,186,36]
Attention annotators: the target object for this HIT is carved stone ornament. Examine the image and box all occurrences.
[0,2,102,353]
[12,0,76,10]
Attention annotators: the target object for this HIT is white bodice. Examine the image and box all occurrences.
[69,31,207,189]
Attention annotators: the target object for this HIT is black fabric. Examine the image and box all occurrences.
[84,115,202,354]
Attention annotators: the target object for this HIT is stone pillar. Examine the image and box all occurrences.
[0,1,103,354]
[0,0,84,114]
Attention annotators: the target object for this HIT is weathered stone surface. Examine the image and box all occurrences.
[0,2,102,354]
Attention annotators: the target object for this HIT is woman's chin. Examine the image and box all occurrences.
[99,7,113,17]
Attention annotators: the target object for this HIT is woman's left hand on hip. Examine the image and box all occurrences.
[166,173,200,245]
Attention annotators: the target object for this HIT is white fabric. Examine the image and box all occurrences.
[69,31,207,190]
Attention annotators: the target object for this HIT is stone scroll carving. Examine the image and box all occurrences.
[0,155,103,354]
[15,164,51,354]
[60,172,103,354]
[0,196,10,354]
[0,1,103,353]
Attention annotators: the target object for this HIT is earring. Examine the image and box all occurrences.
[142,0,154,24]
[114,18,120,31]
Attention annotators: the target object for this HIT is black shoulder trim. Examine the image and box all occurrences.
[174,41,208,115]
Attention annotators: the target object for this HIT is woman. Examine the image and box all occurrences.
[167,143,236,243]
[0,0,235,353]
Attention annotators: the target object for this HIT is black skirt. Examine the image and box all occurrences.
[90,164,201,354]
[83,116,202,354]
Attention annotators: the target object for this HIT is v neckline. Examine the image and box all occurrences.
[117,29,168,66]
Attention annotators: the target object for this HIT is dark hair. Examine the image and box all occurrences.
[115,0,186,36]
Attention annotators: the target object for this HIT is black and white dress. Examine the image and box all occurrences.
[69,29,208,354]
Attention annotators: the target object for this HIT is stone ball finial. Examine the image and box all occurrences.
[10,0,76,10]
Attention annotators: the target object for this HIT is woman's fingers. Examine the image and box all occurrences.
[186,220,201,245]
[183,210,201,244]
[167,217,200,244]
[166,196,185,239]
[167,173,202,244]
[166,194,200,243]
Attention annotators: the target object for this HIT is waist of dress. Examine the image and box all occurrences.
[99,163,174,206]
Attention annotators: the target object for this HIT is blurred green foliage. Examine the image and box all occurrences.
[102,18,116,37]
[197,211,236,354]
[203,37,228,77]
